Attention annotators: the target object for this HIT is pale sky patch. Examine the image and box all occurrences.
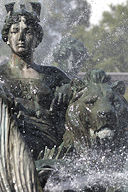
[90,0,127,25]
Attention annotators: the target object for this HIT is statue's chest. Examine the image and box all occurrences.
[8,78,54,110]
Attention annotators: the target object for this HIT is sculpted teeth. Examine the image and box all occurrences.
[95,124,111,133]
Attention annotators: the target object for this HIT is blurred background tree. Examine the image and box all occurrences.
[1,0,128,74]
[72,1,128,72]
[36,0,91,66]
[53,36,89,77]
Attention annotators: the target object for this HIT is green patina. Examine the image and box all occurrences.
[65,69,128,152]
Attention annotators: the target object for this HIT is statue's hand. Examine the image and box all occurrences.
[50,84,72,112]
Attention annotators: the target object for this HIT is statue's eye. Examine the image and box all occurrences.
[11,28,19,33]
[85,97,97,105]
[26,28,32,34]
[112,97,120,108]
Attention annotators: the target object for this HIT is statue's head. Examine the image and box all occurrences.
[66,70,128,150]
[2,2,43,56]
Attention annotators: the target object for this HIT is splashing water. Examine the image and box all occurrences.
[44,145,128,192]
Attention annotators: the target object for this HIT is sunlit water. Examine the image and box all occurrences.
[44,146,128,192]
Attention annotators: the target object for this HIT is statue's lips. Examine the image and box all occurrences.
[17,43,25,48]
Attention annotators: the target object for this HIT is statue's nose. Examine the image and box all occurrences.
[19,31,25,41]
[97,111,115,120]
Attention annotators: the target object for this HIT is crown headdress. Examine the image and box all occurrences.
[5,2,41,21]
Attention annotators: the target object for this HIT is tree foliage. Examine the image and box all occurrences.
[36,0,91,65]
[72,1,128,72]
[53,36,89,76]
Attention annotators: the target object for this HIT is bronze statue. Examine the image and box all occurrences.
[65,69,128,165]
[0,2,127,192]
[1,2,71,160]
[0,2,71,191]
[56,69,128,192]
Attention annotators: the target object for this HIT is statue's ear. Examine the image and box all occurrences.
[112,81,125,95]
[35,39,39,48]
[32,37,40,49]
[34,29,44,48]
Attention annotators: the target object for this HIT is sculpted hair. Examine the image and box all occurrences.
[70,70,111,95]
[2,12,43,47]
[85,69,111,84]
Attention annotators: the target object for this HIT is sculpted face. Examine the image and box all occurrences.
[7,16,37,56]
[66,74,128,148]
[79,84,118,139]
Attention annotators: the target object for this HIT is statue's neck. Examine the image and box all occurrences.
[8,53,39,79]
[9,53,34,70]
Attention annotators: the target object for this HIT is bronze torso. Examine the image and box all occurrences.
[0,63,70,159]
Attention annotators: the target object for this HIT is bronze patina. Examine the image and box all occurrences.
[0,2,71,191]
[1,2,71,160]
[65,70,128,161]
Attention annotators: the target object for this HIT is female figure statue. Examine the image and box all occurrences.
[1,2,70,160]
[0,2,70,191]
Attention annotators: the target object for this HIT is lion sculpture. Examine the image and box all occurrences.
[42,70,128,192]
[65,70,128,155]
[35,70,128,191]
